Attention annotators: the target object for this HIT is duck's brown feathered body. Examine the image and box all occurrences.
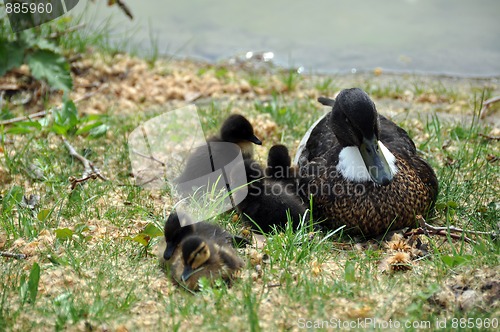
[297,89,438,237]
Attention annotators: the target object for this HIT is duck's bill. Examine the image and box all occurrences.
[359,137,393,186]
[248,135,262,145]
[163,242,176,261]
[181,266,205,282]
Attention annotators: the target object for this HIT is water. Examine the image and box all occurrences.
[75,0,500,77]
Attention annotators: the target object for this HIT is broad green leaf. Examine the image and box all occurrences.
[125,234,151,246]
[55,228,74,241]
[27,263,40,304]
[33,39,60,53]
[441,254,472,268]
[75,122,104,135]
[37,209,51,221]
[6,126,35,135]
[143,223,163,238]
[6,121,42,134]
[51,123,68,135]
[89,124,109,138]
[53,99,79,135]
[26,50,73,91]
[0,41,24,76]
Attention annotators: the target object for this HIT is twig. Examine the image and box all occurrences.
[480,96,500,119]
[405,227,475,244]
[68,174,98,190]
[417,215,496,236]
[63,137,108,189]
[115,0,134,20]
[131,149,166,166]
[479,133,500,141]
[0,251,27,260]
[267,283,282,288]
[407,215,494,244]
[0,84,108,126]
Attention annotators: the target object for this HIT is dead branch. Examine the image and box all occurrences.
[405,227,475,244]
[479,133,500,141]
[417,215,497,237]
[480,96,500,119]
[0,251,27,260]
[0,84,108,126]
[403,215,500,244]
[63,137,108,189]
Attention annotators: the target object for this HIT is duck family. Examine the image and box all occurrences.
[161,87,438,290]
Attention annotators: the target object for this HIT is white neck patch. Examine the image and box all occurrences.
[337,141,398,182]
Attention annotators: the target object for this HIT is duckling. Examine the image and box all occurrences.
[175,114,262,197]
[265,144,298,190]
[170,235,244,291]
[213,114,262,158]
[235,159,308,233]
[160,210,249,267]
[295,88,438,237]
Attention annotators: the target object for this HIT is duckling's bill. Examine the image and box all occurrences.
[164,241,176,261]
[181,265,205,282]
[248,134,262,145]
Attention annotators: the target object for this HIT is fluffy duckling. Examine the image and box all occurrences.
[235,159,308,233]
[175,114,262,192]
[170,235,244,291]
[265,144,298,190]
[160,211,248,267]
[295,88,438,237]
[213,114,262,158]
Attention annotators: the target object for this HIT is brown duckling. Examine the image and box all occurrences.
[160,211,249,267]
[171,235,244,291]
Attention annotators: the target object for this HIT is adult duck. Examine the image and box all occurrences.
[295,88,438,237]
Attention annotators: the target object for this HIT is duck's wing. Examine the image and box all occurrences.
[378,115,417,157]
[379,115,438,202]
[294,112,337,165]
[218,246,244,270]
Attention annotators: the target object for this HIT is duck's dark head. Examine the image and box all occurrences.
[319,88,395,185]
[181,236,211,282]
[220,114,262,145]
[163,211,194,260]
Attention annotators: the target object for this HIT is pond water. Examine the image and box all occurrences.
[75,0,500,77]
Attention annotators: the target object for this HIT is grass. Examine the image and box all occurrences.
[1,18,499,332]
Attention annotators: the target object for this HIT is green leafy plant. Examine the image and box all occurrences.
[19,263,40,305]
[0,25,72,91]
